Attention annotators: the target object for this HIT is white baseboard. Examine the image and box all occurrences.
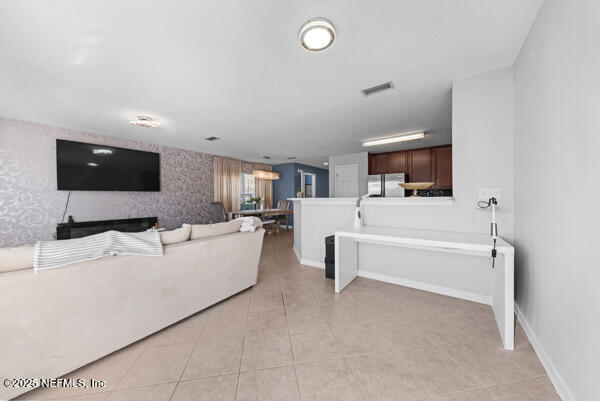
[300,259,325,269]
[358,270,492,305]
[292,246,300,262]
[291,257,490,304]
[514,303,575,401]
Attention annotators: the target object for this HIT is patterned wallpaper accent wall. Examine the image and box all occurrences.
[0,118,214,247]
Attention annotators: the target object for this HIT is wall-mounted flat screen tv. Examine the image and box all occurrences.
[56,139,160,191]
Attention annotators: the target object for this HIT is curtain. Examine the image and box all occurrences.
[213,157,242,213]
[254,163,273,209]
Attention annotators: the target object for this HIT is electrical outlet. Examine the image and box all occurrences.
[478,188,501,202]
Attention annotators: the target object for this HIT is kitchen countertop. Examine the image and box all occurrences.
[287,197,454,206]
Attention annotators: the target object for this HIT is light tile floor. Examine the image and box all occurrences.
[15,231,559,401]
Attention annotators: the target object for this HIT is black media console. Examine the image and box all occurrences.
[56,217,158,240]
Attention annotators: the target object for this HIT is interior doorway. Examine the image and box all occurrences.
[335,164,358,197]
[300,171,316,198]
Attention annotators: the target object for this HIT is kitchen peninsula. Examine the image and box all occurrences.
[290,195,515,350]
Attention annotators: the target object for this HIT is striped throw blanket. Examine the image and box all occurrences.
[34,230,163,272]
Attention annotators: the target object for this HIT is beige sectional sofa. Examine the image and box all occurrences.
[0,228,264,400]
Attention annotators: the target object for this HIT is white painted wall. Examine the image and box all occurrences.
[513,1,600,400]
[358,68,515,298]
[294,69,515,303]
[328,152,369,197]
[362,68,515,240]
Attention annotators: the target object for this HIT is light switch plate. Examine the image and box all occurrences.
[478,188,501,202]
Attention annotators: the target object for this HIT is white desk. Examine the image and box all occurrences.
[334,226,515,350]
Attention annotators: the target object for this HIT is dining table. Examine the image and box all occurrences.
[228,208,292,233]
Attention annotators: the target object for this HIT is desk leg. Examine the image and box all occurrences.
[492,253,515,350]
[335,235,358,293]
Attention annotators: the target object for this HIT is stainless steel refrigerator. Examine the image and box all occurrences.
[367,173,407,197]
[367,174,383,196]
[384,173,407,197]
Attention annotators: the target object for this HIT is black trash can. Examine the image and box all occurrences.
[325,235,335,279]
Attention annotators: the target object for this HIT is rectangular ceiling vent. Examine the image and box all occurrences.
[361,81,394,97]
[205,136,220,141]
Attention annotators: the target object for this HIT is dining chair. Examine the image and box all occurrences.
[276,200,291,232]
[261,217,277,234]
[208,202,227,223]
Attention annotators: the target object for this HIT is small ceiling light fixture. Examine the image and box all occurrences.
[87,162,99,167]
[362,131,426,147]
[323,162,329,166]
[299,18,336,52]
[287,156,297,160]
[93,148,113,155]
[262,156,271,160]
[205,136,220,141]
[129,116,160,128]
[253,170,280,180]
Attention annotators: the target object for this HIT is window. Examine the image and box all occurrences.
[241,173,256,204]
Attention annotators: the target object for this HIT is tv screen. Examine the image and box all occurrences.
[56,139,160,191]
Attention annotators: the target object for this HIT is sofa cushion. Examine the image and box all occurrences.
[190,220,242,240]
[0,245,34,273]
[160,224,191,245]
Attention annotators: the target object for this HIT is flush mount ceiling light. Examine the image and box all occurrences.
[93,148,113,155]
[253,170,280,180]
[87,162,99,167]
[299,18,336,52]
[362,131,426,147]
[323,162,329,166]
[129,116,160,128]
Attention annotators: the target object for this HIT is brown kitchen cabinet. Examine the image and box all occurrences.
[368,144,452,189]
[369,153,389,175]
[408,148,432,182]
[432,146,452,189]
[389,151,408,173]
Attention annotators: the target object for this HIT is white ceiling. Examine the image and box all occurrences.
[0,0,542,168]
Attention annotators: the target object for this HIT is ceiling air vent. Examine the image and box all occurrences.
[361,81,394,97]
[205,136,220,141]
[262,156,271,160]
[287,156,297,160]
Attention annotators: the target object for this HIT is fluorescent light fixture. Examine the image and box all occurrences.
[93,148,113,154]
[129,116,160,128]
[253,170,280,180]
[299,18,335,52]
[362,131,425,147]
[87,162,99,167]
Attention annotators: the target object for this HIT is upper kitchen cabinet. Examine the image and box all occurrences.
[369,153,389,175]
[432,146,452,189]
[389,151,408,173]
[408,148,432,182]
[368,145,452,189]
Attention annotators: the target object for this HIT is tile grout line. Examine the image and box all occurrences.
[325,303,371,400]
[232,286,252,401]
[343,357,371,401]
[167,313,212,401]
[111,344,147,393]
[279,265,303,401]
[385,342,431,400]
[438,341,544,392]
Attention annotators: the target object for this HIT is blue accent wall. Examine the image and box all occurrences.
[272,163,296,208]
[272,162,329,227]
